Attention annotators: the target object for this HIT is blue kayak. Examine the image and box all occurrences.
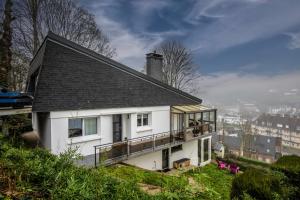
[0,89,33,108]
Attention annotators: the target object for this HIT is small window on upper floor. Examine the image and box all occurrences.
[267,149,270,153]
[277,124,283,128]
[267,138,270,143]
[68,117,97,138]
[137,113,150,127]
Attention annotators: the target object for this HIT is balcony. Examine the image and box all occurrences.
[94,125,213,167]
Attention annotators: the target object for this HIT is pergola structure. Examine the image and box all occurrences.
[171,104,217,134]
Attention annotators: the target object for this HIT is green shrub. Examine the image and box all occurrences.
[271,155,300,199]
[0,134,148,199]
[271,155,300,185]
[231,168,282,200]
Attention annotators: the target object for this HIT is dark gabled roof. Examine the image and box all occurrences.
[28,32,202,112]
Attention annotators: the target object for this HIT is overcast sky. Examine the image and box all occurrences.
[80,0,300,107]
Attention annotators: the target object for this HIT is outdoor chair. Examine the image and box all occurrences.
[217,160,227,169]
[229,164,240,174]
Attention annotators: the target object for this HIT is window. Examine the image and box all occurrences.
[137,113,149,127]
[84,118,97,135]
[286,125,289,129]
[267,149,270,153]
[171,145,182,153]
[69,118,82,138]
[277,124,283,128]
[68,118,97,138]
[267,138,270,143]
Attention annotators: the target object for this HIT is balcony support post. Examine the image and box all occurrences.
[153,134,156,150]
[201,112,203,135]
[94,146,97,168]
[127,138,130,157]
[214,109,217,132]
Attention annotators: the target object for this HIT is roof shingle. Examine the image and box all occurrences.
[29,32,202,112]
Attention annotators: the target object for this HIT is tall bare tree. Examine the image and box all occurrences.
[155,41,200,91]
[9,50,30,91]
[13,0,116,59]
[8,0,116,91]
[0,0,14,88]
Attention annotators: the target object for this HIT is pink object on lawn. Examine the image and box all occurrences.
[217,160,227,169]
[229,164,240,174]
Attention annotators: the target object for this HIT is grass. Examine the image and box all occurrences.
[185,164,234,200]
[107,163,234,200]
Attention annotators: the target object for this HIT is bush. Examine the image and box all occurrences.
[271,155,300,199]
[231,168,282,200]
[271,155,300,185]
[0,134,148,199]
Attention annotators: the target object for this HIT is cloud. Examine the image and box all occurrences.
[195,70,300,107]
[82,0,185,71]
[285,32,300,50]
[186,0,300,54]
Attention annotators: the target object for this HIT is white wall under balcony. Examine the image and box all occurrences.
[170,140,198,166]
[124,150,162,170]
[34,106,170,157]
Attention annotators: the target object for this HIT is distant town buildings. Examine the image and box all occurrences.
[267,105,299,115]
[213,134,282,163]
[252,114,300,150]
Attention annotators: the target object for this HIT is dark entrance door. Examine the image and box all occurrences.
[162,149,169,169]
[113,115,122,143]
[198,139,202,165]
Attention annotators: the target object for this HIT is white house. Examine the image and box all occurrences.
[27,32,216,170]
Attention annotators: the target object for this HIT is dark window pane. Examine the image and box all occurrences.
[171,145,182,153]
[69,118,82,138]
[137,114,142,126]
[143,114,148,126]
[204,139,209,161]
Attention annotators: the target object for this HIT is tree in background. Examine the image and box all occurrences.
[155,41,200,91]
[7,0,116,91]
[13,0,116,59]
[0,0,14,89]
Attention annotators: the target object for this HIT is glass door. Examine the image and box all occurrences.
[113,115,122,143]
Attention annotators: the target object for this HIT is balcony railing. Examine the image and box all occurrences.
[94,125,213,167]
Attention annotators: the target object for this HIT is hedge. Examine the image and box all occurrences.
[231,168,282,200]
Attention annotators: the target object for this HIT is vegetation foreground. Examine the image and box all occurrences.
[0,133,233,199]
[1,134,300,199]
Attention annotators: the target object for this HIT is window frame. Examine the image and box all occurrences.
[68,117,98,138]
[137,113,150,127]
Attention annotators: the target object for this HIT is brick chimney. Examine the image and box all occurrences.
[146,51,163,82]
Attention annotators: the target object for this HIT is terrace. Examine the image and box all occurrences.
[94,105,217,166]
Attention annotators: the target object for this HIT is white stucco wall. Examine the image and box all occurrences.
[170,140,199,167]
[125,140,200,170]
[124,150,162,170]
[34,112,51,150]
[37,106,170,156]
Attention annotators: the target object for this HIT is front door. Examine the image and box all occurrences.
[113,115,122,143]
[162,149,169,169]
